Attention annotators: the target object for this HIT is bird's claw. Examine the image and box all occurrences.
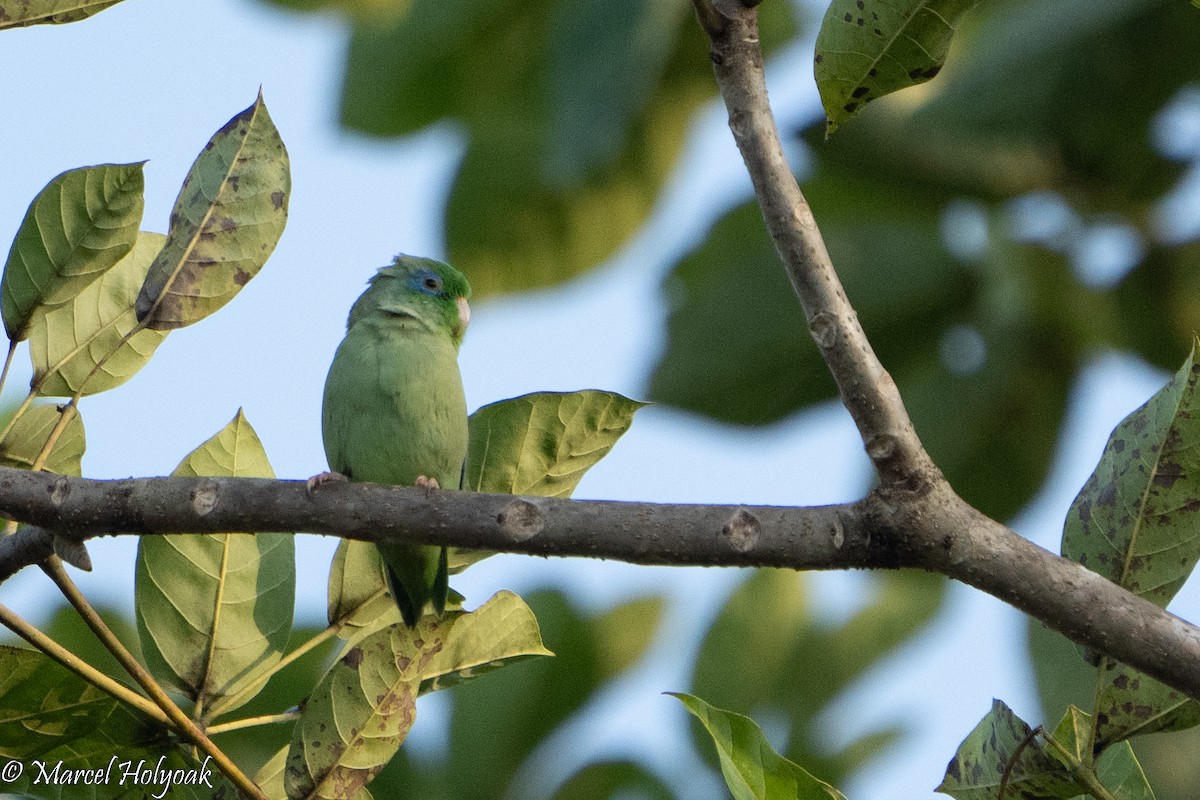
[415,475,441,497]
[306,471,347,497]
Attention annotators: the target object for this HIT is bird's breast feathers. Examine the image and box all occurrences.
[322,323,468,488]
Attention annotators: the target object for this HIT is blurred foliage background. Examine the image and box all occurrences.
[6,0,1200,796]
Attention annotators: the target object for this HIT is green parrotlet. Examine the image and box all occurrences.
[320,255,471,628]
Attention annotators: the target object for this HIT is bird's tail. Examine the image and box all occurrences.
[381,543,450,628]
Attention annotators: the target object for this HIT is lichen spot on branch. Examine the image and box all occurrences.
[498,498,545,542]
[723,508,761,553]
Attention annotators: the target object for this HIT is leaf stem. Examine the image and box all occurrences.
[203,589,387,721]
[1038,730,1117,800]
[0,601,169,725]
[0,388,38,451]
[206,710,300,736]
[0,339,16,399]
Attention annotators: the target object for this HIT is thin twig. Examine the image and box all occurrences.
[0,339,16,399]
[206,711,300,736]
[202,610,355,722]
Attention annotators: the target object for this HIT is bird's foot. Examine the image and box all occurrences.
[306,471,347,496]
[415,475,441,497]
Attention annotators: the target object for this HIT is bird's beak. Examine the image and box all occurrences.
[457,296,471,333]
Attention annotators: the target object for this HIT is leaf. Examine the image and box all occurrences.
[0,0,123,30]
[913,0,1196,210]
[135,410,294,715]
[327,539,399,647]
[1093,662,1200,749]
[649,173,1073,521]
[591,595,665,678]
[936,700,1080,800]
[1,163,144,341]
[690,569,944,785]
[814,0,981,133]
[463,390,643,496]
[29,232,169,397]
[450,389,642,571]
[672,693,847,800]
[339,0,794,296]
[256,746,290,800]
[541,0,689,185]
[0,645,236,798]
[551,760,677,800]
[255,0,407,21]
[0,645,138,760]
[135,93,290,330]
[0,404,85,475]
[1095,742,1157,800]
[1048,705,1092,768]
[283,623,431,800]
[1062,342,1200,607]
[417,590,553,694]
[441,590,660,799]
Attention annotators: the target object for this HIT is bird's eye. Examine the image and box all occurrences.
[423,275,442,291]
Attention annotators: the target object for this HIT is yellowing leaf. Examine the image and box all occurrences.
[0,0,124,28]
[418,590,553,694]
[136,93,289,330]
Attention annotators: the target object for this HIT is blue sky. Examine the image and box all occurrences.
[0,2,1189,797]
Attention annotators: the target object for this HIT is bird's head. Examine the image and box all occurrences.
[348,254,472,345]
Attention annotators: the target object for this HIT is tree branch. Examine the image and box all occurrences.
[695,0,938,490]
[686,0,1200,699]
[3,468,1200,701]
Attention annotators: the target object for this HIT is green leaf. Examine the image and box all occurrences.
[814,0,980,133]
[673,693,847,800]
[135,409,294,715]
[551,760,676,800]
[1095,742,1157,800]
[418,590,553,694]
[936,700,1080,800]
[135,93,290,330]
[592,595,665,678]
[256,746,290,800]
[0,404,85,475]
[690,569,944,785]
[913,0,1196,211]
[0,0,122,30]
[0,645,235,798]
[440,590,660,799]
[29,232,169,397]
[338,0,789,296]
[541,0,688,185]
[2,163,144,341]
[1093,662,1200,749]
[0,645,139,760]
[450,389,642,571]
[255,0,407,21]
[463,390,643,496]
[283,623,429,799]
[327,539,399,646]
[1048,705,1092,768]
[1062,341,1200,607]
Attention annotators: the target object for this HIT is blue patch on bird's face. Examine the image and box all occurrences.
[407,268,445,297]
